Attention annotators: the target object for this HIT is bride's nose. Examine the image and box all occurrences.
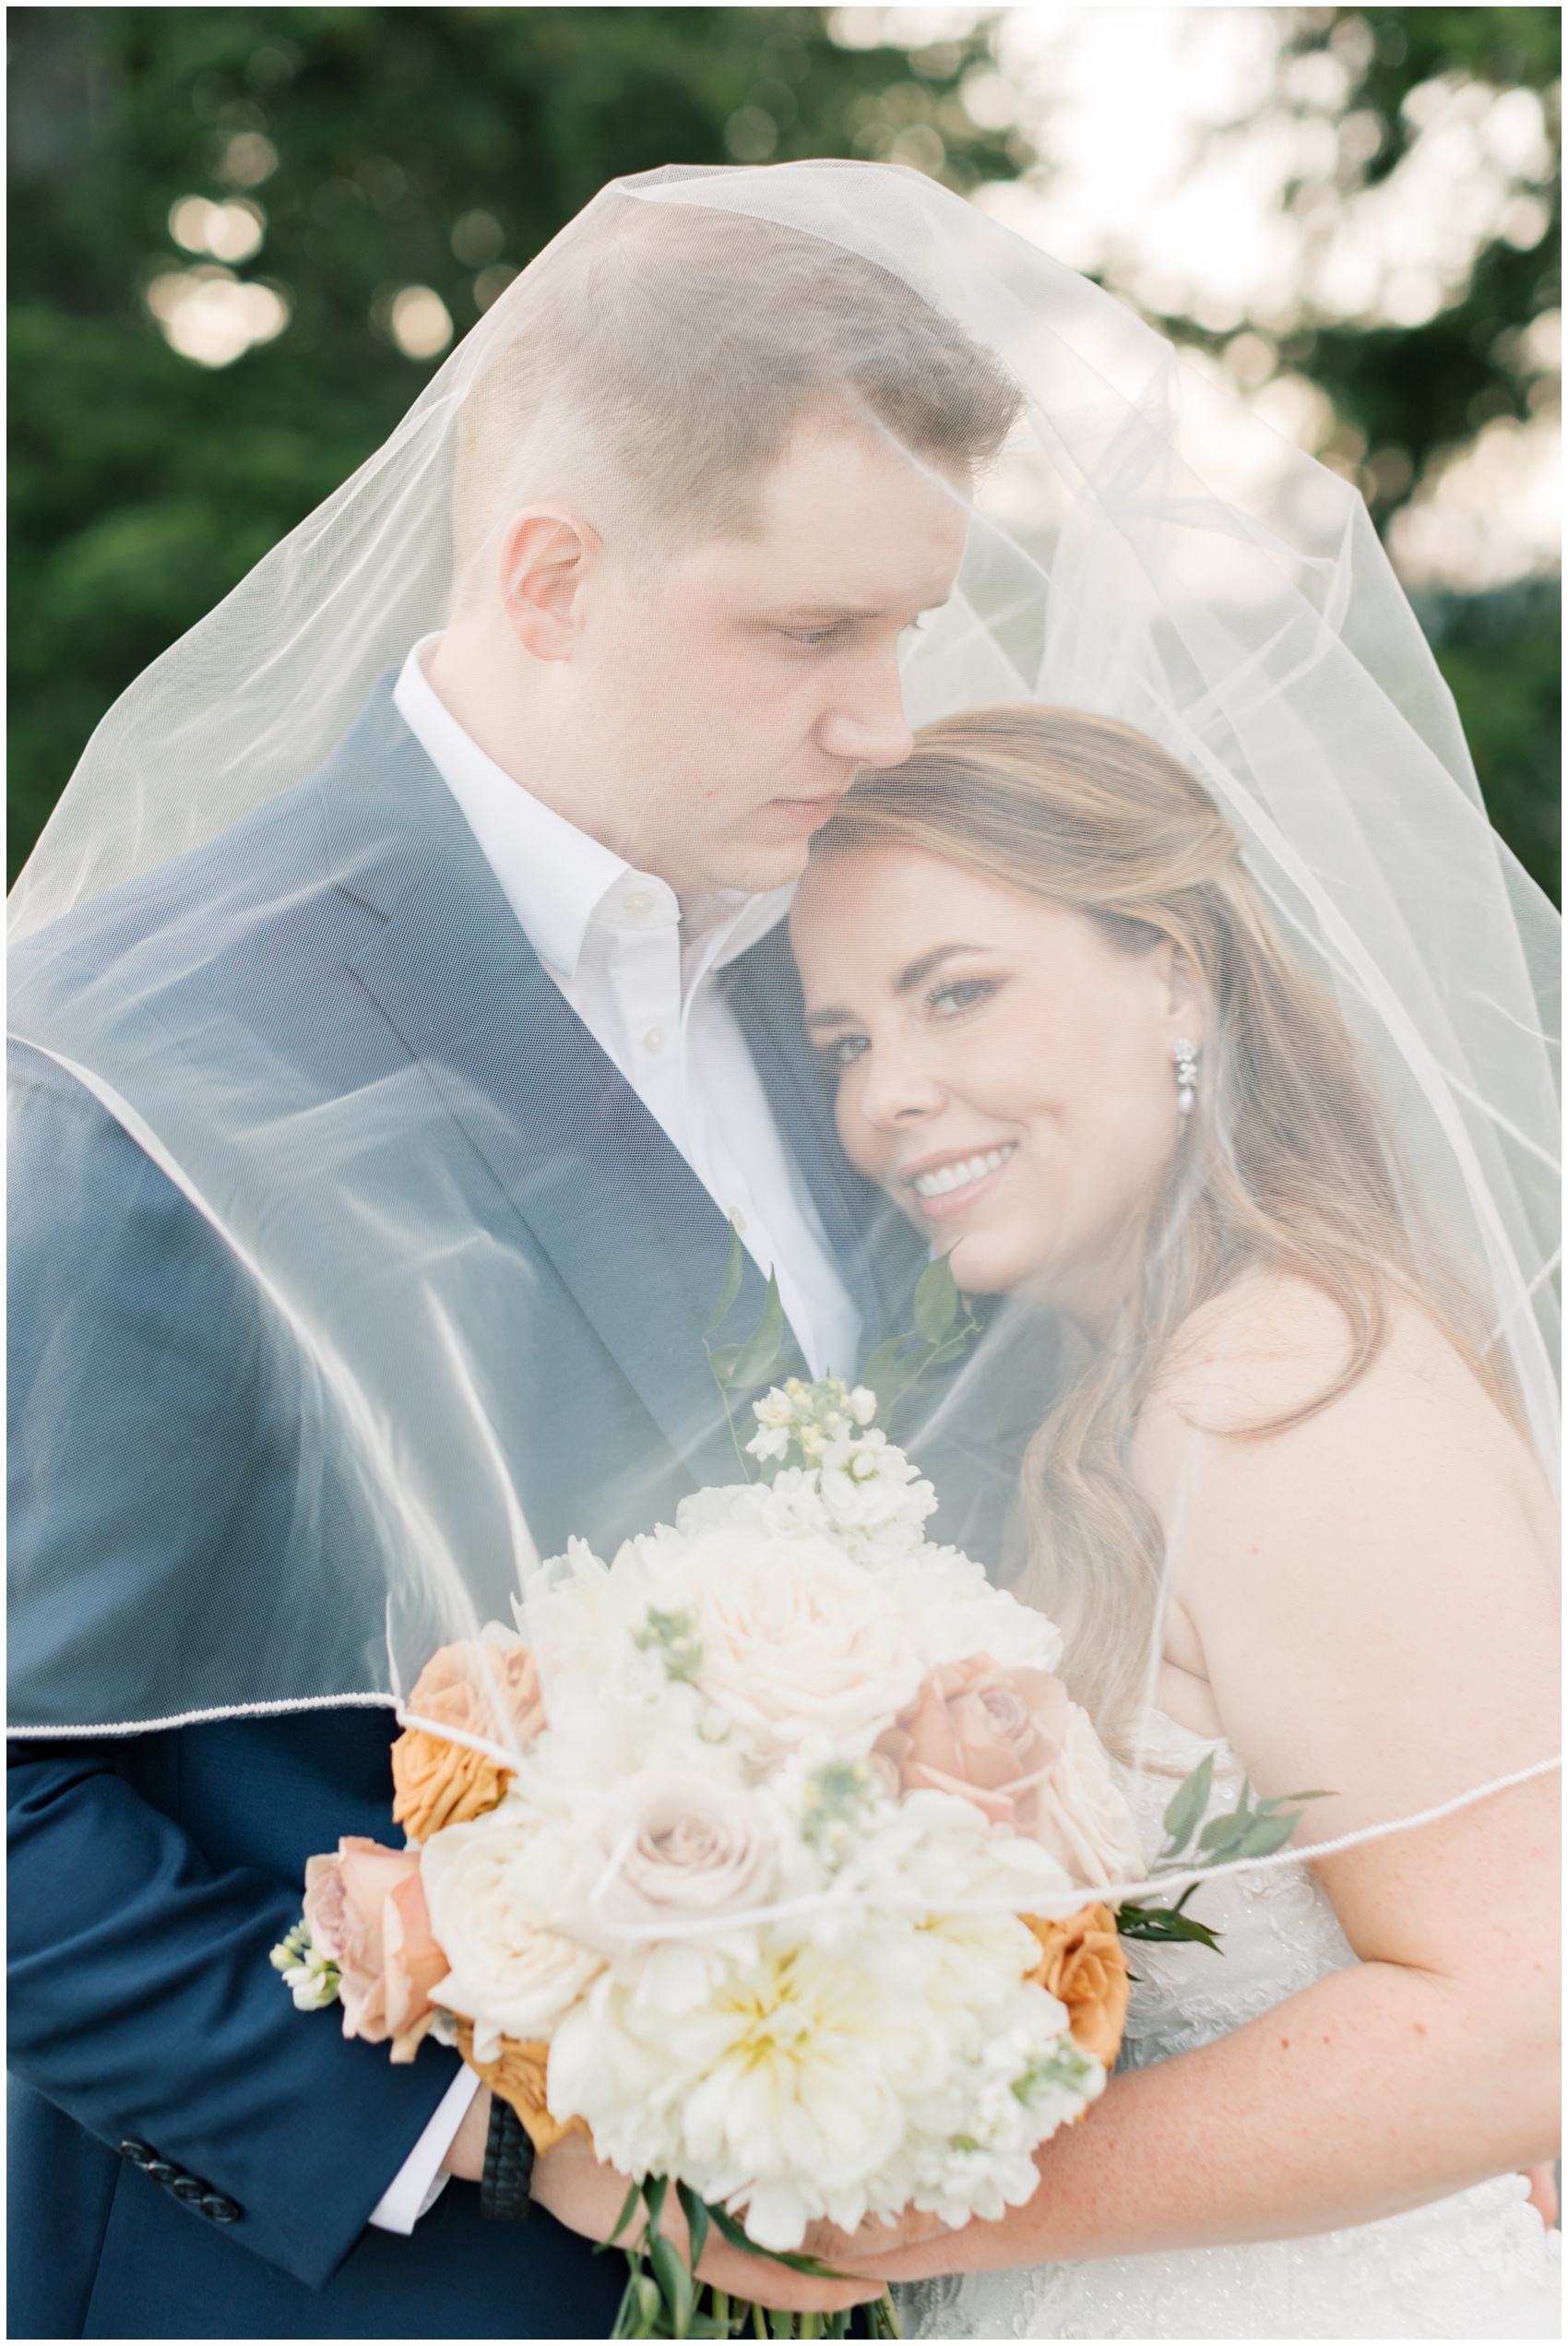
[855,1044,946,1134]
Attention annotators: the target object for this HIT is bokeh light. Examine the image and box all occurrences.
[145,267,290,367]
[388,284,454,360]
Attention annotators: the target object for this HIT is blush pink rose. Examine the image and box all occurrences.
[875,1653,1071,1830]
[303,1837,448,2062]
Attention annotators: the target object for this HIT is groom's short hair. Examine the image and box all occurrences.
[452,189,1022,576]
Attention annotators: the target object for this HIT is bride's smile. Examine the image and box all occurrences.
[792,840,1204,1319]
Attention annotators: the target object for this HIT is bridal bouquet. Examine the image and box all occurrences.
[279,1374,1158,2336]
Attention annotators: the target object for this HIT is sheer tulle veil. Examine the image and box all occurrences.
[7,162,1558,1886]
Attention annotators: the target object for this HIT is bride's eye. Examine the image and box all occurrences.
[927,977,996,1018]
[819,1032,870,1069]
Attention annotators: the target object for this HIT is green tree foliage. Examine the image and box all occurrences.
[7,6,1559,901]
[8,4,1016,877]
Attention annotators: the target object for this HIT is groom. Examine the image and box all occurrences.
[8,197,1028,2338]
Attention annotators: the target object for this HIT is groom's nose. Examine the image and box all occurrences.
[815,655,914,771]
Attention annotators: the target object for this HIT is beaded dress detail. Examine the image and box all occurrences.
[897,1712,1560,2340]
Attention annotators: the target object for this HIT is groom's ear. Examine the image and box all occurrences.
[497,506,600,661]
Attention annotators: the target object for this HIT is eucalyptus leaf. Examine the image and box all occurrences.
[705,1222,746,1335]
[1159,1751,1214,1854]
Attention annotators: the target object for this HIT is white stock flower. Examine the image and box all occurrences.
[419,1801,602,2052]
[815,1428,935,1561]
[654,1527,922,1759]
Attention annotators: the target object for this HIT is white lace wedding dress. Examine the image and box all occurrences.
[897,1714,1560,2341]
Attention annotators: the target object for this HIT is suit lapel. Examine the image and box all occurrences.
[323,695,782,1488]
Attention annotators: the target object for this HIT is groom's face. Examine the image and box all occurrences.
[574,422,970,897]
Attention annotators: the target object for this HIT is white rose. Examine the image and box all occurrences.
[657,1528,922,1758]
[565,1767,778,1959]
[1030,1703,1146,1889]
[419,1802,602,2049]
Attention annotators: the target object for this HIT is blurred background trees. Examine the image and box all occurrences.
[9,5,1561,898]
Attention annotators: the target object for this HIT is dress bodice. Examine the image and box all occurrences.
[1112,1708,1356,2072]
[897,1710,1559,2340]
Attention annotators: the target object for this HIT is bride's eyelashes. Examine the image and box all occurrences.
[925,974,998,1018]
[816,1030,870,1070]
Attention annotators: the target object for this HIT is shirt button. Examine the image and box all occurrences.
[623,890,654,917]
[642,1026,665,1054]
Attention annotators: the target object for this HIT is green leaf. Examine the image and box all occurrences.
[1229,1810,1303,1860]
[608,2180,645,2246]
[706,1343,742,1387]
[677,2181,710,2277]
[859,1334,910,1393]
[1116,1898,1224,1954]
[728,1272,787,1389]
[644,2174,669,2238]
[702,2201,853,2281]
[912,1252,959,1343]
[867,1345,931,1421]
[1160,1750,1215,1855]
[649,2233,695,2337]
[705,1222,746,1335]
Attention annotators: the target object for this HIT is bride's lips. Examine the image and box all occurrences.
[899,1142,1016,1221]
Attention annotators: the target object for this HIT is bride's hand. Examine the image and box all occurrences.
[800,2205,956,2268]
[530,2131,885,2316]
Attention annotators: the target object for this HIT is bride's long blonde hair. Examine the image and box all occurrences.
[814,705,1511,1730]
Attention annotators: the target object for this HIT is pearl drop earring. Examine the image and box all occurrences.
[1173,1036,1200,1115]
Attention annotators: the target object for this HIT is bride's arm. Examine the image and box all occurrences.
[838,1284,1560,2275]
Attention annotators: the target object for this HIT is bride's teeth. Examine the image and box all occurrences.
[913,1146,1013,1199]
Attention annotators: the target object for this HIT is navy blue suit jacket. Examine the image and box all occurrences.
[8,686,1049,2337]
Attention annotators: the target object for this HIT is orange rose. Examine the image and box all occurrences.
[874,1653,1071,1829]
[1022,1902,1129,2069]
[455,2019,588,2156]
[391,1640,548,1843]
[303,1837,449,2062]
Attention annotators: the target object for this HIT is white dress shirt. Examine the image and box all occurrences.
[369,637,861,2227]
[393,637,860,1383]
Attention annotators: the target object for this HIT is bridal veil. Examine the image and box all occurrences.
[8,161,1558,1894]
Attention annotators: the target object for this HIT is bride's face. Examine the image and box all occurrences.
[791,843,1205,1313]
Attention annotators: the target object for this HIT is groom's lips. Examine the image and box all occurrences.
[768,790,849,831]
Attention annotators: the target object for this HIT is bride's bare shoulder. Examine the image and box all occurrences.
[1134,1266,1546,1521]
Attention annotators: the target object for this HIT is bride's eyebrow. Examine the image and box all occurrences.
[893,943,993,993]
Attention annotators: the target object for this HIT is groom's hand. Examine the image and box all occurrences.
[531,2130,885,2316]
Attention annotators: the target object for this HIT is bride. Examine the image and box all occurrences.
[783,702,1560,2340]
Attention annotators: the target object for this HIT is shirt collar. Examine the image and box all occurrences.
[393,636,791,980]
